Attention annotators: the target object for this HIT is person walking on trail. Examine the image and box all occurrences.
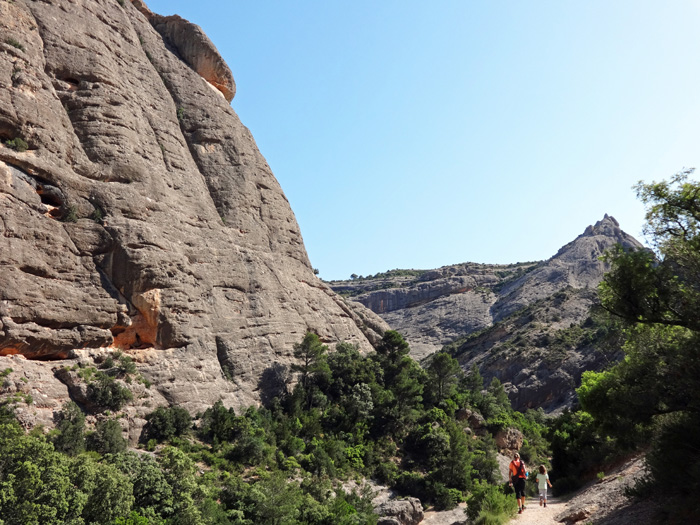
[509,452,528,514]
[536,464,553,507]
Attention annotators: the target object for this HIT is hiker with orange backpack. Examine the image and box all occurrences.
[509,452,528,514]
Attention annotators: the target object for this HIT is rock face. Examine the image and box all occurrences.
[330,216,642,411]
[332,264,539,361]
[494,427,524,452]
[555,455,661,525]
[375,497,423,525]
[150,13,236,103]
[0,0,387,421]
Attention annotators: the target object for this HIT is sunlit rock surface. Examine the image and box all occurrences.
[0,0,387,425]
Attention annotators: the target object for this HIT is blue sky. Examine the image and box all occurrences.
[147,1,700,281]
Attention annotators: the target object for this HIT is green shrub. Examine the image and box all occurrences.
[5,37,24,51]
[547,409,622,495]
[53,401,86,455]
[374,460,398,484]
[227,433,271,466]
[395,471,428,501]
[87,418,127,454]
[280,455,302,472]
[345,444,365,470]
[466,481,517,524]
[78,365,97,381]
[198,400,236,442]
[113,511,151,525]
[62,205,79,223]
[87,372,133,411]
[638,412,700,502]
[116,353,137,376]
[100,356,115,370]
[144,406,192,442]
[5,137,28,152]
[431,482,462,511]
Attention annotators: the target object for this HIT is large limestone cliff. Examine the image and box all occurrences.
[0,0,387,428]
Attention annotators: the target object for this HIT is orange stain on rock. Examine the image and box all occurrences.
[111,289,161,350]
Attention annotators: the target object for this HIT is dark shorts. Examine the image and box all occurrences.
[513,477,526,498]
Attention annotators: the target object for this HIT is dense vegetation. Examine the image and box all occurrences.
[348,269,427,281]
[3,173,698,523]
[0,330,552,524]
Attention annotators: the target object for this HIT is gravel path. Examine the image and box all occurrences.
[508,496,562,525]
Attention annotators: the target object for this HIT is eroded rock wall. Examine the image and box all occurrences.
[0,0,387,420]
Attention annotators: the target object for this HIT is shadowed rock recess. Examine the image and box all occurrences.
[0,0,388,423]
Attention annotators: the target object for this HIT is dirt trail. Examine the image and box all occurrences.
[505,455,663,525]
[508,497,562,525]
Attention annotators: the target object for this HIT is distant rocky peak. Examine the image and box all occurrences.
[551,215,642,263]
[583,214,620,237]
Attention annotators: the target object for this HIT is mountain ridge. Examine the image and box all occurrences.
[329,215,643,411]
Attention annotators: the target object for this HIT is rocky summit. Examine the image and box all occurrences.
[0,0,388,432]
[330,215,643,411]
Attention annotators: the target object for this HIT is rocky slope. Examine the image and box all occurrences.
[0,0,388,433]
[330,216,642,411]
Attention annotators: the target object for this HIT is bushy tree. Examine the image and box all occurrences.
[159,447,205,524]
[88,372,133,411]
[581,170,700,509]
[71,454,134,523]
[425,352,461,405]
[110,452,175,520]
[87,418,127,455]
[0,422,82,524]
[144,406,192,442]
[547,409,619,494]
[292,332,331,410]
[373,331,425,434]
[199,400,236,444]
[225,472,300,525]
[53,401,86,455]
[327,342,381,400]
[0,421,133,524]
